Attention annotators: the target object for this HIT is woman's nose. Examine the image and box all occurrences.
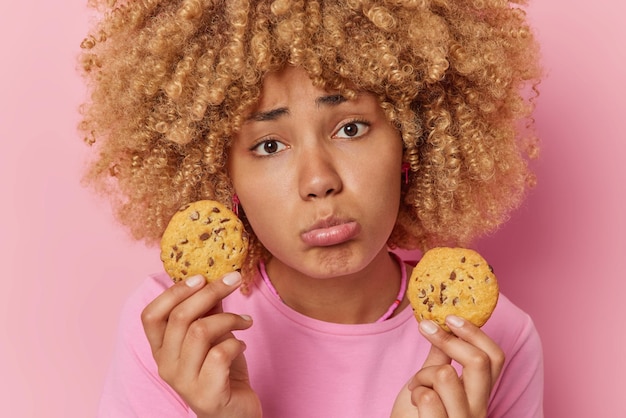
[297,147,343,200]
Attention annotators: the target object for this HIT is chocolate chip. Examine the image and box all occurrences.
[199,232,210,241]
[461,256,466,263]
[212,207,220,213]
[209,257,214,267]
[450,271,456,280]
[189,211,200,221]
[175,251,183,262]
[453,297,460,306]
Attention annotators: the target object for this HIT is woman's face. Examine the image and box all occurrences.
[228,66,403,279]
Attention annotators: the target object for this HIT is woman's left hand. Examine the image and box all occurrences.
[390,315,505,418]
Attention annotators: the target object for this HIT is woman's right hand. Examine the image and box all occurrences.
[141,272,262,418]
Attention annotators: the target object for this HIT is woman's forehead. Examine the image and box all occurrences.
[249,66,371,109]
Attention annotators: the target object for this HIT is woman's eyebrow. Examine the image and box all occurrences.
[246,94,347,122]
[248,107,289,122]
[316,94,347,107]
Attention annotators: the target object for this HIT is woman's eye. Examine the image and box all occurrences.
[335,121,370,138]
[251,139,286,156]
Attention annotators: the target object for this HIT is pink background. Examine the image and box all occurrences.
[1,1,624,416]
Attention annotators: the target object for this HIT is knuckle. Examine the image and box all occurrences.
[207,344,231,363]
[187,320,211,340]
[434,364,458,384]
[140,307,157,326]
[413,387,439,407]
[492,348,506,368]
[169,306,194,324]
[468,350,491,370]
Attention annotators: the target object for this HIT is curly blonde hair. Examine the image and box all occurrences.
[79,0,541,283]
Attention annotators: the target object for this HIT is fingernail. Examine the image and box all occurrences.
[185,275,204,288]
[446,315,464,328]
[240,314,252,321]
[420,319,439,335]
[222,271,242,286]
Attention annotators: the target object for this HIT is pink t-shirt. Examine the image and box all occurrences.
[97,261,543,417]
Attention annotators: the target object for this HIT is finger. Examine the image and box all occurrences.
[408,343,451,391]
[410,364,469,417]
[419,317,503,415]
[199,336,248,391]
[411,386,448,418]
[445,315,505,386]
[160,272,243,357]
[141,274,208,352]
[177,313,252,382]
[445,315,505,414]
[142,272,242,354]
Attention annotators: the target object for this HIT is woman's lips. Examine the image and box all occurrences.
[300,220,361,247]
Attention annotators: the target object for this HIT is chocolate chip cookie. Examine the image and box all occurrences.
[160,200,248,283]
[408,247,499,331]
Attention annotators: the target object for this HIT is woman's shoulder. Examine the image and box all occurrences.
[485,294,544,417]
[483,293,542,354]
[113,272,173,339]
[123,272,173,313]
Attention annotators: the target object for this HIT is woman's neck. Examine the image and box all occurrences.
[263,250,410,324]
